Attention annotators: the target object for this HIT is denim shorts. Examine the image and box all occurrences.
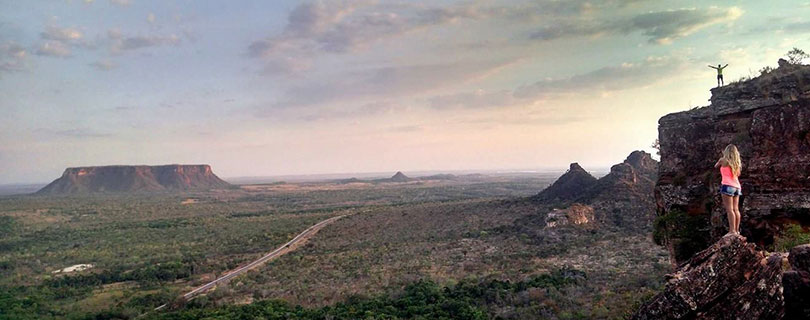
[720,184,742,196]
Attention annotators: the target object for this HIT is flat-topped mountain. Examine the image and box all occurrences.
[36,164,232,195]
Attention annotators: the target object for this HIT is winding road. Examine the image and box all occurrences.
[155,214,347,311]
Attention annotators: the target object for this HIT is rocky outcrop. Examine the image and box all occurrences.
[633,235,785,319]
[545,203,594,228]
[36,164,232,194]
[534,151,658,231]
[534,163,597,203]
[637,60,810,319]
[655,62,810,263]
[785,244,810,319]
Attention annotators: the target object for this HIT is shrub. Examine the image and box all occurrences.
[786,47,809,65]
[773,224,810,252]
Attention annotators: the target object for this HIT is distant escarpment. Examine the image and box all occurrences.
[533,150,658,231]
[36,164,232,194]
[655,60,810,264]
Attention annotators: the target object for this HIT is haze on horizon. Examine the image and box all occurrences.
[1,0,808,184]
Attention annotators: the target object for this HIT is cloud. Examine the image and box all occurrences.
[89,60,116,70]
[516,56,683,97]
[41,26,83,42]
[429,56,684,109]
[248,1,488,75]
[33,25,97,58]
[110,0,131,7]
[107,29,181,53]
[530,7,743,44]
[36,128,112,138]
[0,41,27,73]
[35,40,72,57]
[283,101,403,122]
[387,125,423,133]
[429,90,517,110]
[274,59,514,107]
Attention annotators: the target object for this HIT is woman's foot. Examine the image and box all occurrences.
[723,232,735,238]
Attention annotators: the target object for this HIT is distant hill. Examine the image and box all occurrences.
[531,151,659,231]
[533,163,598,202]
[36,164,233,195]
[390,171,411,182]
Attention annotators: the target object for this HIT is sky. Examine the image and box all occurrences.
[1,0,809,184]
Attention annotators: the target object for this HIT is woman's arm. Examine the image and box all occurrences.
[714,158,723,168]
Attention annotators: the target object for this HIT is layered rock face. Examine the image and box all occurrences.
[656,62,810,262]
[36,164,232,194]
[636,61,810,319]
[534,151,658,231]
[634,237,810,319]
[633,235,785,319]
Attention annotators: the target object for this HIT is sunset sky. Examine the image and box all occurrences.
[1,0,809,183]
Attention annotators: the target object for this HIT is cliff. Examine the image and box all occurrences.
[655,60,810,263]
[635,60,810,319]
[36,164,233,194]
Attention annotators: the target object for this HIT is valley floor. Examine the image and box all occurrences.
[0,174,669,319]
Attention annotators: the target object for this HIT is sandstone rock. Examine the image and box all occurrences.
[633,235,785,319]
[655,62,810,264]
[545,203,594,228]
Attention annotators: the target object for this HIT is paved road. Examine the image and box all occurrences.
[154,214,346,311]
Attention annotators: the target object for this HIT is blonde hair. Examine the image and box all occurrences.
[721,144,742,176]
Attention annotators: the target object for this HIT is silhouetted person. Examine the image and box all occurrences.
[709,64,728,87]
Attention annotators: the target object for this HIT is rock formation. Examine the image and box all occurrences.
[545,203,595,228]
[633,235,785,319]
[635,60,810,319]
[655,61,810,263]
[389,171,412,182]
[534,163,598,203]
[534,151,658,231]
[36,164,232,194]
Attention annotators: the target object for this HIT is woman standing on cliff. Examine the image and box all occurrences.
[715,144,742,236]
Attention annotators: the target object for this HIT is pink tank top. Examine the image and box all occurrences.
[720,166,741,189]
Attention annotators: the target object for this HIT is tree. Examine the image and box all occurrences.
[759,66,774,75]
[786,47,809,65]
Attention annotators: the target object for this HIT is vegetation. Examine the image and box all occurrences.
[773,224,810,252]
[653,209,711,262]
[140,268,586,320]
[0,175,668,319]
[786,47,809,65]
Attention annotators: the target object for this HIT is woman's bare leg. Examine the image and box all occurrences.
[722,195,734,235]
[733,196,741,234]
